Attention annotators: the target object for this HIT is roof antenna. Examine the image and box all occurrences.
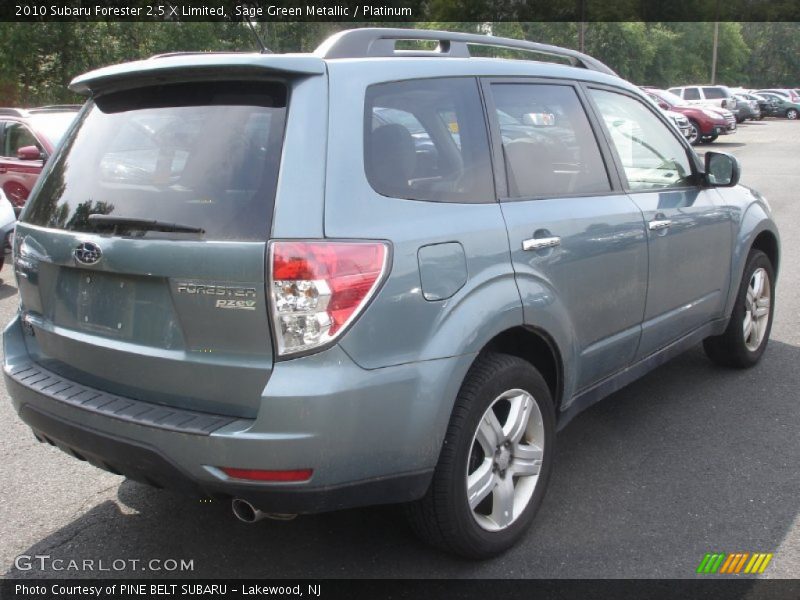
[245,19,272,54]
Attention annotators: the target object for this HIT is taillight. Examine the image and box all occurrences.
[269,241,389,356]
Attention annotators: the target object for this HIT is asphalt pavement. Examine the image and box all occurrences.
[1,118,798,579]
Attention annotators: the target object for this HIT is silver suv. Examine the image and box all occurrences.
[4,29,779,558]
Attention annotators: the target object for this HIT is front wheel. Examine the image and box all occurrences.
[704,249,775,368]
[787,108,799,120]
[405,353,555,558]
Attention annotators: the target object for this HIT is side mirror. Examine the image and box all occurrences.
[705,151,740,187]
[17,145,44,161]
[658,101,669,110]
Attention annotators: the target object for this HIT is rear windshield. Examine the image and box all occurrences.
[22,81,287,241]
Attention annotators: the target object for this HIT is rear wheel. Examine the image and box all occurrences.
[787,108,799,120]
[704,250,775,368]
[405,353,555,558]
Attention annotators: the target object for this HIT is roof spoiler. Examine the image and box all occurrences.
[69,53,325,96]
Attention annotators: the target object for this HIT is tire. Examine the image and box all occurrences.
[787,108,799,120]
[687,120,701,145]
[405,353,555,559]
[704,250,775,368]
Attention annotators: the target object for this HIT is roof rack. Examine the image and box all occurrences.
[28,104,83,112]
[150,51,242,60]
[315,28,617,77]
[0,108,28,117]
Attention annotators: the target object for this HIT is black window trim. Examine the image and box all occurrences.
[580,82,704,196]
[479,76,624,203]
[362,75,498,205]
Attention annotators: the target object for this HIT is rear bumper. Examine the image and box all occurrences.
[4,315,474,513]
[13,402,432,513]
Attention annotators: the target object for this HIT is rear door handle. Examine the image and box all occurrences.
[648,219,672,231]
[522,236,561,251]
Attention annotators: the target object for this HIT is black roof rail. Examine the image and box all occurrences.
[315,28,617,77]
[0,108,28,117]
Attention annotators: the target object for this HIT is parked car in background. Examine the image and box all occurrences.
[0,105,80,207]
[643,92,692,139]
[667,85,738,112]
[755,89,800,104]
[0,188,16,270]
[756,92,800,120]
[732,94,760,122]
[642,88,736,145]
[665,109,692,139]
[740,92,777,118]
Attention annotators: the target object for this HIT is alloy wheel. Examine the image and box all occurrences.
[466,389,544,532]
[743,267,771,352]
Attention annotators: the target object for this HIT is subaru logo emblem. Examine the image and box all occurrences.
[74,241,103,266]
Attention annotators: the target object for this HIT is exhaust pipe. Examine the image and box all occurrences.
[231,499,297,523]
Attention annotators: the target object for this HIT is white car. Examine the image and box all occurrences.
[667,85,739,111]
[0,188,16,270]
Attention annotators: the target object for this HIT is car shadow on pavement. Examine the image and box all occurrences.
[708,142,747,149]
[5,341,800,579]
[0,280,17,301]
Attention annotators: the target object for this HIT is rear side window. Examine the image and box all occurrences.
[490,83,611,198]
[703,87,726,99]
[682,88,701,100]
[364,78,494,203]
[23,81,287,241]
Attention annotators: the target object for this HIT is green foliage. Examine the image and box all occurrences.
[0,21,796,106]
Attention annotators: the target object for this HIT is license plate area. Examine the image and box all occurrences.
[75,271,135,338]
[48,267,183,348]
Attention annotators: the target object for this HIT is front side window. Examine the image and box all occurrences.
[589,89,694,191]
[3,122,40,158]
[22,81,287,241]
[364,78,493,203]
[490,83,610,198]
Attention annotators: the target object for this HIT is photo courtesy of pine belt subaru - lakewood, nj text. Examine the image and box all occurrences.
[4,29,779,558]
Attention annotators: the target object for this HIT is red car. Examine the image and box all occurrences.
[0,105,80,207]
[641,88,736,146]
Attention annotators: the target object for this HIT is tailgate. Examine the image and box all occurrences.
[14,79,289,418]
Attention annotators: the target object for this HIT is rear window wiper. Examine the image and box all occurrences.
[87,214,205,234]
